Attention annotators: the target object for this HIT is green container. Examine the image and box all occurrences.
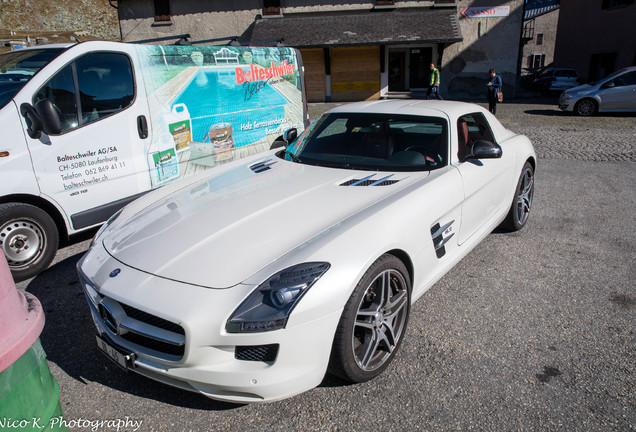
[0,339,68,432]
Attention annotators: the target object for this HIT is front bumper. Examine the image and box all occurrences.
[77,248,342,403]
[558,94,575,111]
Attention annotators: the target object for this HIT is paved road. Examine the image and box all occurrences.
[16,100,635,432]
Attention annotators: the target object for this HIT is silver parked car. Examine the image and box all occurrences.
[559,66,636,116]
[530,68,579,92]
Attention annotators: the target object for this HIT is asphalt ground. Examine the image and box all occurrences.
[15,98,636,432]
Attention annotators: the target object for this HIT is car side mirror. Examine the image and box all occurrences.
[469,140,502,160]
[270,128,298,150]
[20,99,61,139]
[283,128,298,143]
[601,81,615,89]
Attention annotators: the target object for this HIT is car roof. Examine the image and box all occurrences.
[326,99,489,119]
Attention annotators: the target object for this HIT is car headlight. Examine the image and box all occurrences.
[226,262,330,333]
[90,208,123,247]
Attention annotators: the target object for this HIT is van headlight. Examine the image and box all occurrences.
[226,262,330,333]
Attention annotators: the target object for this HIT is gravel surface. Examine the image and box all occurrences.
[15,99,635,432]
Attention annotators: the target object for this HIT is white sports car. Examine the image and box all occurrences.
[78,100,536,403]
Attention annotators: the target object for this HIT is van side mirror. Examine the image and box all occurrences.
[469,140,502,160]
[20,100,62,138]
[35,99,62,135]
[20,103,44,139]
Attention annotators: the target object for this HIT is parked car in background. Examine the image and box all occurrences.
[78,100,536,403]
[530,68,579,92]
[559,66,636,116]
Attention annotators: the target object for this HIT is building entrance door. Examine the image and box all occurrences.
[409,47,432,89]
[388,51,406,92]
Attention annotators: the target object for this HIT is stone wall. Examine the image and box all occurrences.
[0,0,120,42]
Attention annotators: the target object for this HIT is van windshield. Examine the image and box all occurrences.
[0,48,66,109]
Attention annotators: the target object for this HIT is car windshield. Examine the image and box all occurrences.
[282,113,448,172]
[0,48,66,108]
[591,69,630,85]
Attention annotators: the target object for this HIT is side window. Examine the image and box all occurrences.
[612,71,636,87]
[457,113,495,161]
[33,52,134,133]
[76,53,134,126]
[33,65,78,133]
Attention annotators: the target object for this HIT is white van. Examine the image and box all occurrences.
[0,41,308,281]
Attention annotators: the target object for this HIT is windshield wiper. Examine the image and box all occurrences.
[283,150,302,163]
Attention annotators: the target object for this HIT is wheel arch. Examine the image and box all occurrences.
[0,194,69,240]
[385,248,414,288]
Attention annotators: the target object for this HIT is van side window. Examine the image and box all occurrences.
[33,65,78,132]
[457,113,495,161]
[76,53,134,125]
[33,52,134,133]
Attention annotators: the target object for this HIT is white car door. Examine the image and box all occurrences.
[16,48,152,232]
[454,113,514,245]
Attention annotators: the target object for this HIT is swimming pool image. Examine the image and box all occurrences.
[171,67,291,148]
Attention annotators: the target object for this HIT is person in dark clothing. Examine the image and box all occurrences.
[487,68,502,114]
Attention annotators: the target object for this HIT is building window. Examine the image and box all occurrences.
[529,54,545,70]
[263,0,281,16]
[536,33,543,45]
[522,19,535,40]
[154,0,171,22]
[602,0,634,9]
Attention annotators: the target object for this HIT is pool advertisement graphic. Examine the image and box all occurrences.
[138,45,304,187]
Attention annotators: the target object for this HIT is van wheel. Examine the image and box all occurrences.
[0,203,59,282]
[574,99,597,116]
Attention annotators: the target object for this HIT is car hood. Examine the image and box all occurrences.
[102,156,422,288]
[565,83,596,95]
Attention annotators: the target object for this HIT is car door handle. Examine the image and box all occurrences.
[137,115,148,139]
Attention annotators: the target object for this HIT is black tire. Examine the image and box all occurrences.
[501,162,534,232]
[329,254,411,383]
[0,203,59,282]
[574,98,597,116]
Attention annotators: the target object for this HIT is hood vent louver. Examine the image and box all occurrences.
[340,174,399,187]
[250,160,277,173]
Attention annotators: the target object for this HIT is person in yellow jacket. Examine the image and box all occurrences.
[426,63,443,100]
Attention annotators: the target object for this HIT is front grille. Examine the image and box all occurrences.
[95,297,186,360]
[120,303,184,336]
[235,344,279,363]
[120,331,184,357]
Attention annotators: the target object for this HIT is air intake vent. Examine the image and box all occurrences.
[235,344,279,363]
[250,160,277,173]
[340,174,398,187]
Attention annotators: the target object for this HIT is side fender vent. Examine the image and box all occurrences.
[250,160,277,173]
[340,174,399,187]
[431,220,455,259]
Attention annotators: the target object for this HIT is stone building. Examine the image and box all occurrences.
[116,0,525,101]
[554,0,636,83]
[519,0,560,73]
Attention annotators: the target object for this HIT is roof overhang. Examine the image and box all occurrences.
[242,8,463,48]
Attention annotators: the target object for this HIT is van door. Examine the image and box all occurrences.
[16,49,152,232]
